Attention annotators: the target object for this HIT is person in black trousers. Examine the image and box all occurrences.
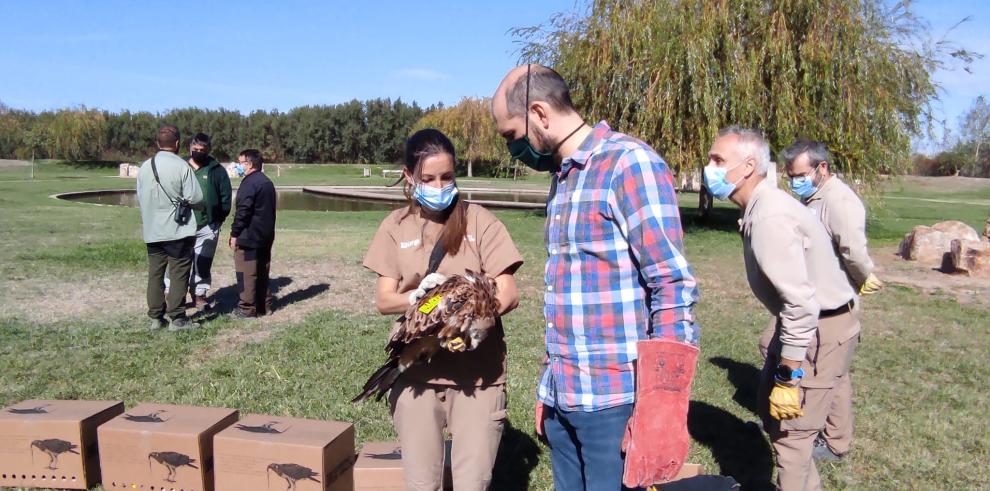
[228,149,277,318]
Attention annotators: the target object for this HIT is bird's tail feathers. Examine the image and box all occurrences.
[352,358,400,403]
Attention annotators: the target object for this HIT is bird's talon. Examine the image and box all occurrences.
[447,337,466,352]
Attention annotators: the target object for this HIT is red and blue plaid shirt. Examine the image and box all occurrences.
[537,121,700,412]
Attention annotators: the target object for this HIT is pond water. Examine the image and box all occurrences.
[57,188,546,212]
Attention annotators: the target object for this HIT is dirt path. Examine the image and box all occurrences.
[873,245,990,307]
[0,159,30,168]
[0,252,380,360]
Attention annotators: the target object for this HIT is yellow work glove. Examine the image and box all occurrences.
[859,273,884,295]
[768,382,803,420]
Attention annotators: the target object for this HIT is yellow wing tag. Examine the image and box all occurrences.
[418,295,443,314]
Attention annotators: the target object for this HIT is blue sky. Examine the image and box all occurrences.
[1,0,986,150]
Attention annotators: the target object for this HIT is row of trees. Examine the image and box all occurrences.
[414,97,522,178]
[513,0,980,185]
[914,96,990,177]
[0,98,432,164]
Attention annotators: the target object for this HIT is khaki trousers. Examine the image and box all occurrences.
[388,378,507,491]
[758,309,860,491]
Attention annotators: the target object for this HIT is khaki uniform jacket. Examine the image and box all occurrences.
[741,180,857,361]
[363,203,524,387]
[804,176,874,289]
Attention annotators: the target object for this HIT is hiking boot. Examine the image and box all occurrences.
[168,317,201,331]
[812,436,843,462]
[149,317,167,331]
[194,295,210,310]
[229,308,256,320]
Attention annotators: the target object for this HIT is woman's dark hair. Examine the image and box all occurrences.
[403,128,467,257]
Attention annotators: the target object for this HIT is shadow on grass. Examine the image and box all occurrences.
[211,276,313,315]
[709,357,762,414]
[681,206,742,234]
[491,421,541,490]
[688,401,773,490]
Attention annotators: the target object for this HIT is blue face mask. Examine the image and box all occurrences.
[414,182,458,212]
[703,163,743,200]
[790,174,818,199]
[233,163,246,177]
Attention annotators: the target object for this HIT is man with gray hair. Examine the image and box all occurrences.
[778,138,880,462]
[705,126,859,490]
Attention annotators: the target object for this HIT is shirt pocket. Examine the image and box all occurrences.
[564,190,613,245]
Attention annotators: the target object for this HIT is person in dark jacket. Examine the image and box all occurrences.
[164,132,232,309]
[229,148,277,318]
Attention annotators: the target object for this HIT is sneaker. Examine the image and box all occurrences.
[168,317,201,331]
[149,317,167,330]
[812,436,843,462]
[229,309,256,320]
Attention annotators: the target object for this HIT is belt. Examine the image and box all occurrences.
[820,299,854,319]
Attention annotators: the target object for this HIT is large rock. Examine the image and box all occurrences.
[898,220,981,266]
[949,239,990,277]
[984,215,990,240]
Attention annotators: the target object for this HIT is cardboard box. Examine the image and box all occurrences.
[213,414,355,491]
[354,441,452,491]
[97,402,238,491]
[0,399,124,490]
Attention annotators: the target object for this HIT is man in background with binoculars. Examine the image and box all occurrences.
[136,124,203,331]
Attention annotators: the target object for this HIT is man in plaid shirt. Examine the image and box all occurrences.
[493,64,700,490]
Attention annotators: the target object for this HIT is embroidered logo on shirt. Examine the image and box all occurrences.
[399,239,421,249]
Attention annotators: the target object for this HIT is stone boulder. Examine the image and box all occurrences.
[984,215,990,241]
[898,220,981,266]
[949,239,990,277]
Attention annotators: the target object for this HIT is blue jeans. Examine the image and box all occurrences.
[543,403,642,491]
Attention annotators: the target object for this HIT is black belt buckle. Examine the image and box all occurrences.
[820,298,854,319]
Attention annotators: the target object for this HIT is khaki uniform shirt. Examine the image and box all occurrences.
[363,203,524,387]
[803,176,875,289]
[741,180,857,361]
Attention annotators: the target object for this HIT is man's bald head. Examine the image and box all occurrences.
[493,64,576,118]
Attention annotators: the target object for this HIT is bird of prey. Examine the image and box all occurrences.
[30,439,79,470]
[149,451,198,482]
[8,404,50,415]
[352,270,500,403]
[124,410,169,423]
[236,421,291,434]
[267,463,320,491]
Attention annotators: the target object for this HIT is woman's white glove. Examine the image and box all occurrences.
[408,273,448,305]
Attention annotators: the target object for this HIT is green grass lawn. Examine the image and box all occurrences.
[1,162,988,490]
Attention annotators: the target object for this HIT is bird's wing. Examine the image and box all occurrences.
[393,277,472,344]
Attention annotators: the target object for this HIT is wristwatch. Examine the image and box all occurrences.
[774,364,805,383]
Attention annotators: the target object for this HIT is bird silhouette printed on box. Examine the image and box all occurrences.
[149,451,198,483]
[353,270,500,402]
[30,439,79,470]
[235,421,290,434]
[267,463,320,491]
[123,410,170,423]
[7,404,51,414]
